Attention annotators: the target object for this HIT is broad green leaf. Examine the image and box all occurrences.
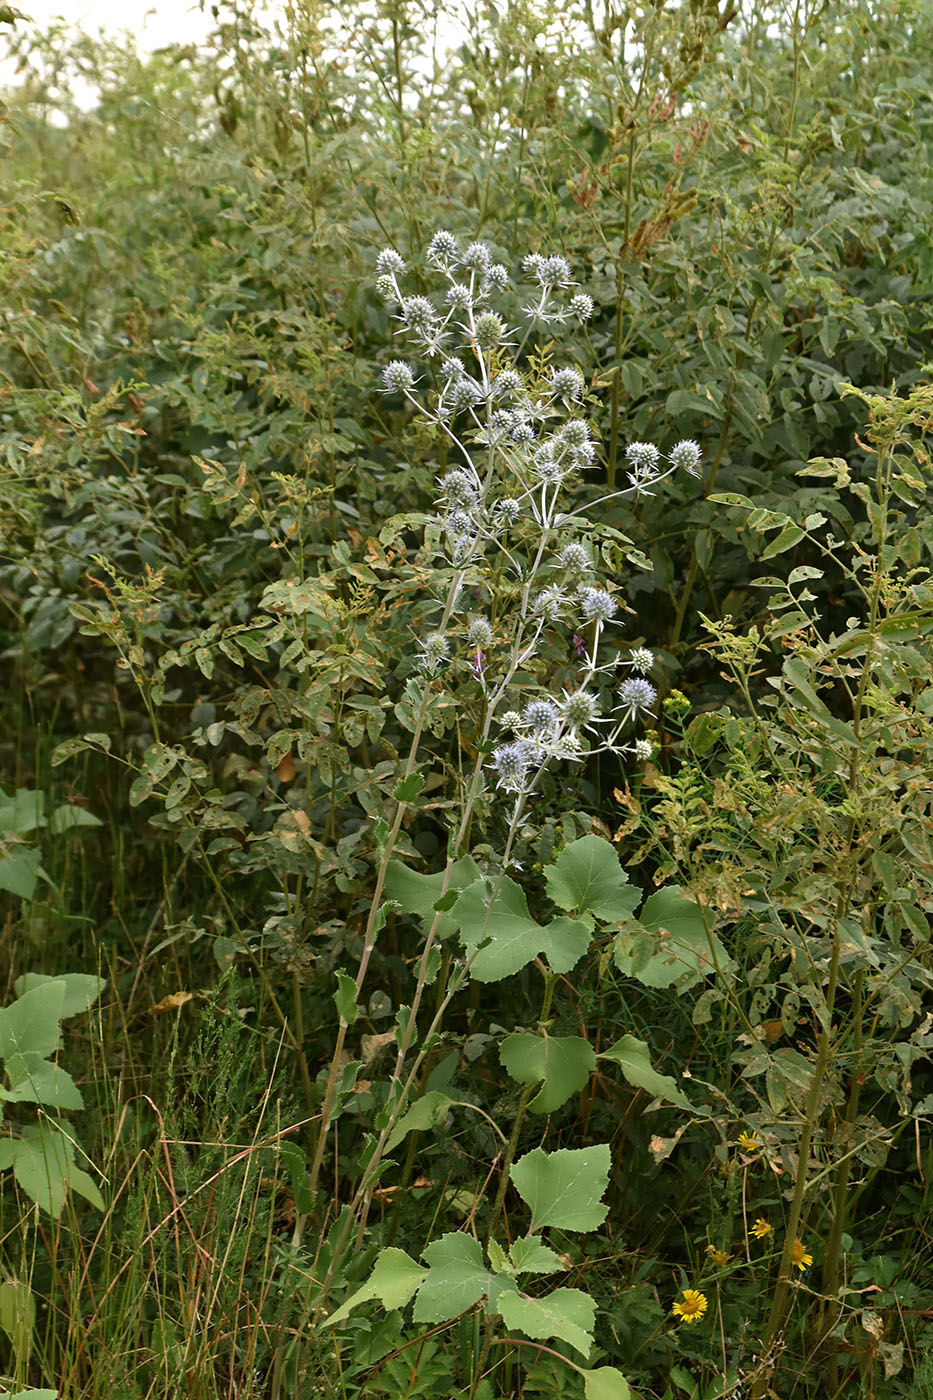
[0,789,46,836]
[333,970,359,1025]
[545,835,641,925]
[511,1145,610,1232]
[48,804,103,833]
[538,917,592,975]
[385,855,481,937]
[498,1287,595,1357]
[453,878,590,981]
[0,982,65,1060]
[0,849,45,900]
[2,1122,103,1216]
[386,1091,454,1151]
[328,1249,427,1326]
[413,1232,493,1323]
[584,1366,632,1400]
[614,887,732,990]
[2,1052,84,1110]
[509,1237,564,1276]
[14,973,106,1019]
[761,522,805,557]
[599,1035,689,1108]
[500,1034,595,1114]
[6,1392,57,1400]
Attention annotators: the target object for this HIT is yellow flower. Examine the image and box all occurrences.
[706,1245,732,1267]
[751,1218,772,1239]
[672,1289,708,1325]
[791,1237,813,1271]
[736,1131,761,1153]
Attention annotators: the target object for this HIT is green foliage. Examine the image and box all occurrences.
[1,1,933,1396]
[0,977,105,1215]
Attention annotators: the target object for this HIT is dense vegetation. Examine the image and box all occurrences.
[1,2,932,1398]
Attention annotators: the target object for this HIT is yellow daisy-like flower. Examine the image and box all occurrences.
[751,1218,772,1239]
[672,1289,708,1325]
[736,1131,761,1153]
[791,1238,813,1271]
[706,1245,732,1267]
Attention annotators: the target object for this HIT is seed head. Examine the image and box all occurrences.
[561,419,590,448]
[559,542,591,575]
[420,632,449,671]
[539,254,573,287]
[549,366,584,400]
[375,274,397,301]
[467,617,493,648]
[670,439,702,476]
[484,263,509,292]
[427,230,458,265]
[562,689,599,728]
[569,292,594,321]
[400,296,436,329]
[445,283,473,310]
[625,441,661,471]
[382,360,415,394]
[494,498,521,527]
[461,241,492,273]
[627,646,654,674]
[631,737,654,761]
[618,676,658,718]
[534,585,567,621]
[522,252,546,279]
[439,469,479,508]
[580,587,617,623]
[522,697,560,733]
[376,248,405,275]
[494,369,523,396]
[474,312,509,350]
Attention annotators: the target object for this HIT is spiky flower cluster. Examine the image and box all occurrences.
[374,234,698,795]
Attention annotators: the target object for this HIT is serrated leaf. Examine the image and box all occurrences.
[393,771,425,803]
[413,1233,493,1323]
[545,835,641,924]
[454,877,590,981]
[498,1287,595,1357]
[0,982,65,1059]
[584,1366,632,1400]
[328,1248,427,1326]
[599,1035,689,1107]
[14,973,105,1019]
[487,1238,511,1274]
[386,1091,454,1151]
[500,1034,595,1113]
[511,1145,610,1232]
[509,1236,564,1275]
[333,969,359,1025]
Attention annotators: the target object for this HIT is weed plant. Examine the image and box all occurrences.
[1,2,932,1398]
